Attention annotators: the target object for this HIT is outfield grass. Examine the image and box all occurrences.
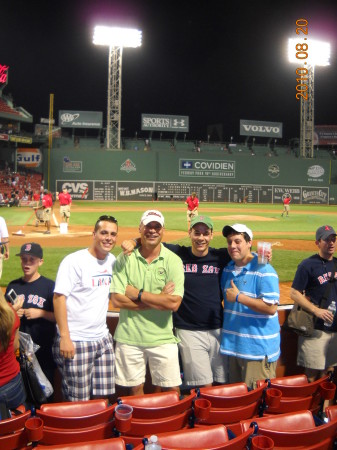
[1,201,336,287]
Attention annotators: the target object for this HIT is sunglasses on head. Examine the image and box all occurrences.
[97,215,118,223]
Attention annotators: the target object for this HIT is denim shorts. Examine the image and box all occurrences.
[0,373,27,409]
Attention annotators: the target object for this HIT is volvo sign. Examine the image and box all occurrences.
[240,120,283,138]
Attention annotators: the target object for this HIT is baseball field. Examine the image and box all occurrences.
[1,201,336,303]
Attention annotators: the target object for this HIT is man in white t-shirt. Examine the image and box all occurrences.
[0,216,9,279]
[52,215,118,401]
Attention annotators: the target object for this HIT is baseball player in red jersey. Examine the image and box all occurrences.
[42,190,53,234]
[281,194,291,217]
[185,192,199,230]
[57,188,72,224]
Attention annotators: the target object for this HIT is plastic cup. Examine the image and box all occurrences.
[251,435,274,450]
[115,404,133,420]
[114,404,133,433]
[257,242,271,264]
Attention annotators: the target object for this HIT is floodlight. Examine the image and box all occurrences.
[288,38,330,66]
[93,26,142,48]
[93,26,142,149]
[287,37,330,158]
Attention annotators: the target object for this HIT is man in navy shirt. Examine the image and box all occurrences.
[290,225,337,382]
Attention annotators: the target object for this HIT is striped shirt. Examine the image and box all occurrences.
[220,254,280,362]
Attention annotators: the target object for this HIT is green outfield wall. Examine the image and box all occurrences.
[41,146,337,204]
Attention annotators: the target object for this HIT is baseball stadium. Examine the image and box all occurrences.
[2,24,337,450]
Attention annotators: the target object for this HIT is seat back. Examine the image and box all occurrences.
[37,401,114,428]
[40,399,108,416]
[0,410,31,435]
[241,410,337,447]
[257,374,329,397]
[133,426,254,450]
[241,410,315,432]
[34,437,126,449]
[0,429,29,450]
[40,422,114,445]
[118,392,195,419]
[195,382,266,408]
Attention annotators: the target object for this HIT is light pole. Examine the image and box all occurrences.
[93,26,142,150]
[288,37,330,158]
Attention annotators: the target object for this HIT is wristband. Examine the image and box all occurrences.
[235,293,240,303]
[137,289,143,302]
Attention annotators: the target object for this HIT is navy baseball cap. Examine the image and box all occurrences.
[16,243,43,259]
[316,225,337,241]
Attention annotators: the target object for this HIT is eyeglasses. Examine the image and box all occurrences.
[97,215,118,223]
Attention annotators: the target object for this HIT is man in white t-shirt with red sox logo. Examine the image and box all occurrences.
[53,215,118,401]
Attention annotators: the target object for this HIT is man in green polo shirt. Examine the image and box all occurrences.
[110,210,185,396]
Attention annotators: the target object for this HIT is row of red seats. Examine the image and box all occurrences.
[0,373,336,449]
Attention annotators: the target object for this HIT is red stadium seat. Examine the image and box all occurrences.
[240,409,337,449]
[132,425,254,450]
[117,391,195,419]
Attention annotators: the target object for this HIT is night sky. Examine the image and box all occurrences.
[2,0,337,143]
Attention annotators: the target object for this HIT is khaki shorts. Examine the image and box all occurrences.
[43,207,51,221]
[229,356,278,389]
[60,205,71,218]
[283,204,290,212]
[115,342,182,388]
[297,329,337,371]
[187,210,198,221]
[176,328,228,386]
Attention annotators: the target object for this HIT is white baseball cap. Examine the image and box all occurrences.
[140,210,165,226]
[222,223,253,240]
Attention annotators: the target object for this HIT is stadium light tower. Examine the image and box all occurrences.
[288,37,330,158]
[93,26,142,149]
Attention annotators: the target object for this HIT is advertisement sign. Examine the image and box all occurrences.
[314,126,337,145]
[62,156,82,173]
[0,64,9,86]
[59,110,103,128]
[141,114,189,132]
[240,120,283,138]
[17,148,42,168]
[56,181,93,200]
[10,135,32,144]
[179,159,235,179]
[35,124,62,138]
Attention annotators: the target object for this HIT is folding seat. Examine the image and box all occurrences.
[30,437,126,449]
[240,409,337,449]
[117,409,192,448]
[0,410,31,435]
[256,374,335,416]
[193,382,266,408]
[116,390,196,419]
[36,399,115,428]
[0,409,32,450]
[256,373,331,397]
[132,424,255,450]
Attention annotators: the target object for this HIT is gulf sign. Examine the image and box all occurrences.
[17,148,42,168]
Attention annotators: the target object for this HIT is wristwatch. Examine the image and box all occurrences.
[137,289,143,302]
